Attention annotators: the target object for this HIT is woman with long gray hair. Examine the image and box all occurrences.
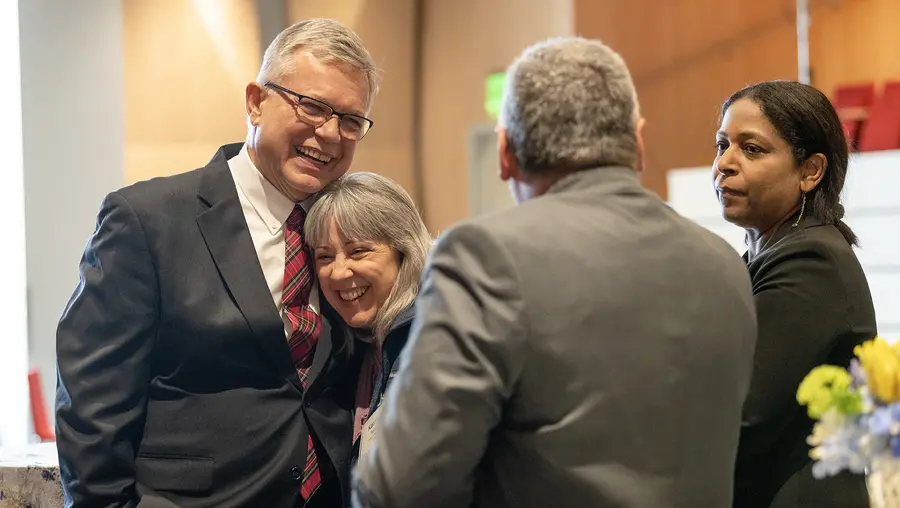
[304,171,432,463]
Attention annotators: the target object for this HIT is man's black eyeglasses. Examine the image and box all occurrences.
[264,82,373,141]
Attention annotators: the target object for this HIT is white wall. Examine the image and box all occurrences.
[19,0,125,422]
[0,0,31,449]
[668,151,900,340]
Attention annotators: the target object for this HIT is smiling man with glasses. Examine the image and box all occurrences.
[56,18,378,508]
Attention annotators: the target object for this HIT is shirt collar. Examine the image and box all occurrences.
[229,144,312,235]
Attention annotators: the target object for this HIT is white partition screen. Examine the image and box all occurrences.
[468,124,514,217]
[668,151,900,341]
[0,0,32,448]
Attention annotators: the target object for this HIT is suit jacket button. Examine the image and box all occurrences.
[290,465,302,481]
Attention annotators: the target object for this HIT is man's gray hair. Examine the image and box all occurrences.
[499,36,640,173]
[258,18,380,107]
[305,173,432,342]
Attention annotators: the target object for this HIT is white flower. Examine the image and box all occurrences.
[808,408,872,478]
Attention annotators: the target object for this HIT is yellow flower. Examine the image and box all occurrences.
[854,338,900,403]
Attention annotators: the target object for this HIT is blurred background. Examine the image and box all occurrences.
[1,0,898,448]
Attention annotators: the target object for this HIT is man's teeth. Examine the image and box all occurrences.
[339,287,368,301]
[296,146,333,164]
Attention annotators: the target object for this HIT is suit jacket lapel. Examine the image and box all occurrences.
[304,294,357,490]
[195,144,299,383]
[305,289,346,392]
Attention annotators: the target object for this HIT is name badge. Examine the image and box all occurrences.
[359,408,380,458]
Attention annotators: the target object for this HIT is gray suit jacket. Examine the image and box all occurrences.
[352,166,758,508]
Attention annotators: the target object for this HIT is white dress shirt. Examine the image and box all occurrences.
[228,144,319,339]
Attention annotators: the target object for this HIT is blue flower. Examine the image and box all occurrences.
[890,403,900,422]
[809,410,881,478]
[891,435,900,458]
[866,407,894,435]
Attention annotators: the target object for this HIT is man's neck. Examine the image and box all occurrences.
[523,169,577,199]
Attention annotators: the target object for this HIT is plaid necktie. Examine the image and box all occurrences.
[283,204,323,500]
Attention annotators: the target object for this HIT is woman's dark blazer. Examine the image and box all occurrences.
[349,304,415,464]
[733,215,878,508]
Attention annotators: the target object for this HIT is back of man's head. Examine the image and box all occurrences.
[499,37,639,174]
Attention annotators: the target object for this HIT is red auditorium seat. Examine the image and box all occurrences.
[833,83,876,150]
[857,81,900,152]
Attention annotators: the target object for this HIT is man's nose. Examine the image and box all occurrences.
[315,115,341,141]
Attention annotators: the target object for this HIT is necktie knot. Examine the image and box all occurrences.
[286,204,306,229]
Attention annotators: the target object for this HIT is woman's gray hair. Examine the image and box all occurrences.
[499,36,640,173]
[305,172,432,342]
[258,18,380,107]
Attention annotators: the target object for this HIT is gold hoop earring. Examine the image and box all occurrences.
[792,192,807,228]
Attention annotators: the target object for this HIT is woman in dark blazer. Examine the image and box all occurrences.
[303,172,432,470]
[713,80,878,508]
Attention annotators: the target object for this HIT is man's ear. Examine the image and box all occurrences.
[635,116,647,175]
[246,82,266,127]
[800,153,827,193]
[496,126,518,182]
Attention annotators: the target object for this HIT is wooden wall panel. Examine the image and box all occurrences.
[124,0,260,182]
[419,0,573,233]
[122,0,900,230]
[575,0,799,199]
[810,0,900,98]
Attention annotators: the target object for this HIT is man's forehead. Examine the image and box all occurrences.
[281,51,370,115]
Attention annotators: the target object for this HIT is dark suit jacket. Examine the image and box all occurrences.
[733,216,877,508]
[353,166,758,508]
[56,143,357,508]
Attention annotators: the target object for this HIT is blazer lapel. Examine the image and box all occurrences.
[304,316,333,392]
[195,144,298,383]
[304,296,356,491]
[305,290,347,393]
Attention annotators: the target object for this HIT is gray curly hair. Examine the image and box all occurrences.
[499,36,640,173]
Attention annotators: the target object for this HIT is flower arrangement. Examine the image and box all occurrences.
[797,336,900,506]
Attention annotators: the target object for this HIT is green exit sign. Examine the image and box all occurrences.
[484,71,506,120]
